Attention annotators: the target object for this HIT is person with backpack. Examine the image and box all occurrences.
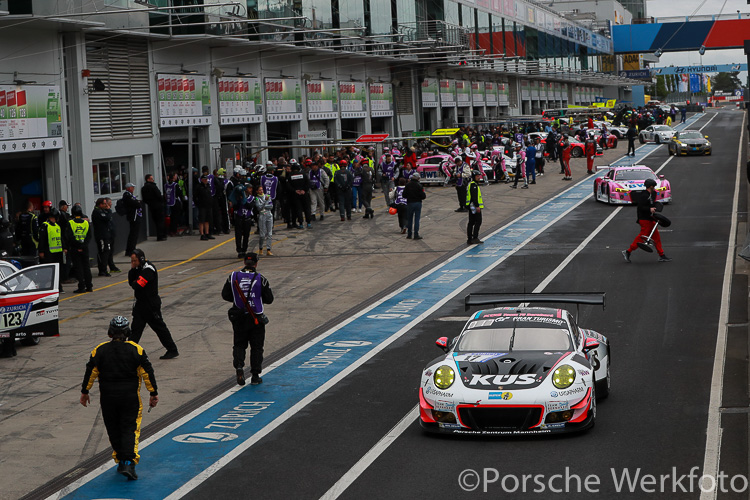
[68,205,93,293]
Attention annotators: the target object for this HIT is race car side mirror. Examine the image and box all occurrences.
[583,338,600,352]
[436,336,449,352]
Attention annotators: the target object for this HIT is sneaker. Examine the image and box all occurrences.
[237,253,245,259]
[521,185,529,189]
[207,234,216,239]
[346,217,351,221]
[406,234,412,239]
[200,235,208,240]
[98,272,111,277]
[236,368,246,386]
[319,215,324,220]
[117,461,125,473]
[296,225,304,229]
[473,239,484,244]
[250,374,262,385]
[159,350,179,360]
[307,223,312,228]
[119,461,137,480]
[86,287,93,292]
[622,250,631,263]
[530,181,536,184]
[73,288,86,294]
[454,208,466,212]
[467,240,473,245]
[341,217,345,221]
[658,254,673,262]
[413,235,423,240]
[401,228,407,234]
[110,268,121,273]
[510,185,517,189]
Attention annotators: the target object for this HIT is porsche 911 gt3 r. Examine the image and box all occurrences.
[638,125,675,144]
[419,293,610,435]
[593,165,672,205]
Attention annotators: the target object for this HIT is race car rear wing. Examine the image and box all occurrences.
[464,292,606,319]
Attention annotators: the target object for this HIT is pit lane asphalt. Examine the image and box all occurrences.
[180,110,749,500]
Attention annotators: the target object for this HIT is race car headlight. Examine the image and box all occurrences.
[434,365,455,389]
[552,364,576,389]
[706,142,711,147]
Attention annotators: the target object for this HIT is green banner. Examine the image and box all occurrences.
[369,83,393,117]
[157,74,212,127]
[307,80,338,120]
[218,77,263,125]
[0,85,63,151]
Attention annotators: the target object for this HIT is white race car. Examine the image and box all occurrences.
[638,125,675,144]
[0,263,60,346]
[420,293,610,435]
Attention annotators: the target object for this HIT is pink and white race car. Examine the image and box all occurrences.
[593,165,672,205]
[416,154,453,185]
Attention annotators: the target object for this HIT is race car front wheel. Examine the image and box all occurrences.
[20,336,40,347]
[571,147,583,158]
[595,346,610,400]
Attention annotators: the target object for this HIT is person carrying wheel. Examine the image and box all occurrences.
[622,179,672,263]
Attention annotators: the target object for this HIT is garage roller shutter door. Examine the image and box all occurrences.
[86,35,152,140]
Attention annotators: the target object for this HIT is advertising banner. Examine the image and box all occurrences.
[531,80,540,100]
[339,82,367,118]
[555,82,562,100]
[265,78,302,122]
[471,81,485,106]
[485,82,498,106]
[456,80,471,107]
[217,77,263,125]
[0,85,63,153]
[498,82,510,105]
[157,74,212,127]
[521,80,530,100]
[689,74,701,93]
[307,80,338,121]
[422,78,439,108]
[440,79,456,107]
[369,83,394,117]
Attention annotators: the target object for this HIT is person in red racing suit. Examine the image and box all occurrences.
[622,179,672,263]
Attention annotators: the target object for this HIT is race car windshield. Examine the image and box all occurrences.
[614,170,656,181]
[457,327,572,351]
[679,131,703,140]
[654,126,672,131]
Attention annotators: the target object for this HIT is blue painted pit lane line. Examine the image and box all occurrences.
[52,114,705,500]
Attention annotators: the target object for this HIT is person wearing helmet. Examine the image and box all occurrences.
[38,208,70,292]
[16,200,39,257]
[465,169,485,245]
[80,316,158,481]
[222,252,274,386]
[128,248,179,359]
[69,205,93,293]
[39,200,53,226]
[622,179,672,263]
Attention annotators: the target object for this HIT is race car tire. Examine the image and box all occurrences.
[667,146,673,156]
[611,130,621,139]
[595,346,610,400]
[611,138,618,148]
[606,186,612,205]
[593,182,599,201]
[571,147,583,158]
[639,135,645,144]
[20,336,40,347]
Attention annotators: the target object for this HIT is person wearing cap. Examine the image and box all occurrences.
[58,200,71,227]
[222,252,274,386]
[38,208,70,292]
[402,173,426,240]
[309,160,329,221]
[69,205,93,293]
[622,179,672,263]
[128,248,179,359]
[141,174,167,241]
[80,316,158,481]
[379,154,399,207]
[122,183,143,257]
[333,160,354,221]
[16,199,39,257]
[466,170,485,245]
[194,174,214,241]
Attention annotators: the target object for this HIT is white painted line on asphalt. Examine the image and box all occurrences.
[697,112,718,132]
[700,110,746,500]
[320,406,419,500]
[320,149,685,499]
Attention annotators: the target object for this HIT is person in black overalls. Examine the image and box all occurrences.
[234,184,255,259]
[222,252,274,386]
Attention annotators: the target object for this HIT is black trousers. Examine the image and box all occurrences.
[129,303,178,353]
[217,196,229,233]
[101,393,141,464]
[627,139,636,155]
[148,205,166,240]
[126,219,140,256]
[467,210,483,241]
[71,249,92,290]
[167,201,182,234]
[231,316,265,374]
[96,239,112,274]
[234,217,253,254]
[211,197,222,233]
[455,185,467,209]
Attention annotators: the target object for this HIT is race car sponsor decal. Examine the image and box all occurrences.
[438,422,462,429]
[468,374,537,387]
[424,386,453,398]
[581,329,607,343]
[454,353,507,363]
[547,401,570,412]
[492,316,567,327]
[578,369,591,376]
[0,303,32,330]
[541,423,565,429]
[488,392,513,400]
[434,400,456,411]
[551,386,585,397]
[468,319,495,328]
[452,429,553,435]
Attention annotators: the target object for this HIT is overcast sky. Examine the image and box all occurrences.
[645,0,748,81]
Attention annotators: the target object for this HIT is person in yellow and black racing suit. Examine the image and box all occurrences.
[80,316,158,481]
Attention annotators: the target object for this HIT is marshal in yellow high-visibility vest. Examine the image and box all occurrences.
[45,222,62,253]
[465,180,484,208]
[69,219,90,243]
